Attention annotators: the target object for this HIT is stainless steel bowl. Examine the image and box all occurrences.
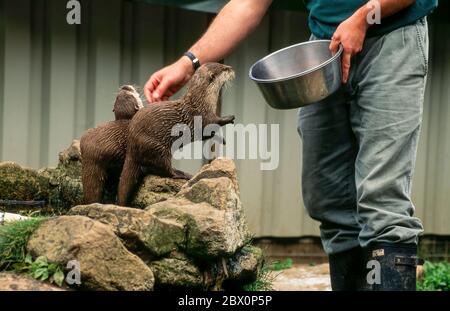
[249,40,343,109]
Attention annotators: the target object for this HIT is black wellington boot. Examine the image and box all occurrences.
[361,243,422,291]
[329,246,366,291]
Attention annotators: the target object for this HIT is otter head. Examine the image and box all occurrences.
[113,85,144,120]
[185,63,235,110]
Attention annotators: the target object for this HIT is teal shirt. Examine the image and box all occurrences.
[305,0,438,39]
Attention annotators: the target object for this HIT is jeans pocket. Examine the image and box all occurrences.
[414,18,429,76]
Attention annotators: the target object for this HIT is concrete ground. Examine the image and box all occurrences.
[272,263,331,291]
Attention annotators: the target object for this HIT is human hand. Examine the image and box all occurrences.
[329,12,369,84]
[144,57,195,103]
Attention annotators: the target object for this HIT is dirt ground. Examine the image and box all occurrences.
[272,263,331,291]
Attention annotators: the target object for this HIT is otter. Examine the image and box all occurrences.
[80,85,144,204]
[117,63,236,206]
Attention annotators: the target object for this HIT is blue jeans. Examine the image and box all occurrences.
[298,19,428,255]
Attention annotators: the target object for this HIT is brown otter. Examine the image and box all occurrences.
[117,63,235,206]
[80,85,143,204]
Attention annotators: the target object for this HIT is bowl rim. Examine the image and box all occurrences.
[248,40,343,83]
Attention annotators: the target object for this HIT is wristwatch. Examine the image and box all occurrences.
[183,51,201,71]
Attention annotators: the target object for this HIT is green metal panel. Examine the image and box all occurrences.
[1,0,31,166]
[0,0,448,236]
[47,0,78,165]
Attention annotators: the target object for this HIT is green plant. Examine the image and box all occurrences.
[417,261,450,291]
[13,254,65,287]
[268,258,293,271]
[0,218,65,287]
[243,264,277,291]
[0,217,45,269]
[243,257,295,291]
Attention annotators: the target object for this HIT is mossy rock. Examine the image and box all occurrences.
[150,257,203,289]
[131,175,186,208]
[0,162,51,201]
[0,140,84,209]
[69,203,187,257]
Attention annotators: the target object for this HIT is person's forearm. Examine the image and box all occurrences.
[188,0,272,64]
[351,0,416,30]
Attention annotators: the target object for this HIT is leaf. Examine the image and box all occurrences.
[47,263,58,274]
[39,270,49,281]
[52,269,65,287]
[24,254,33,265]
[34,256,48,268]
[32,268,44,279]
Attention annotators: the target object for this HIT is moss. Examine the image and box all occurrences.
[150,257,203,289]
[131,175,185,208]
[0,163,51,201]
[143,217,186,257]
[37,167,83,208]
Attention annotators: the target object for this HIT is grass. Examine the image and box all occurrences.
[243,257,294,291]
[268,258,293,271]
[243,264,277,291]
[0,218,65,287]
[0,217,45,269]
[417,261,450,291]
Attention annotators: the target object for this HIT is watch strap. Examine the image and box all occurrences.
[183,51,201,70]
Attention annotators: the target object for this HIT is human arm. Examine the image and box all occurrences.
[329,0,416,83]
[144,0,273,102]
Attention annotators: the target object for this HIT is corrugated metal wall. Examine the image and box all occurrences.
[1,0,449,236]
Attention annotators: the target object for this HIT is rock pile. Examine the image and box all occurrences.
[0,140,188,209]
[0,141,263,291]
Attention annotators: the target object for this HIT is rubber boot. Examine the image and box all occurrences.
[328,246,366,291]
[361,243,422,291]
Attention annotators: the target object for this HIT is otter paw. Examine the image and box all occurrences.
[219,115,235,126]
[173,169,193,180]
[224,115,235,124]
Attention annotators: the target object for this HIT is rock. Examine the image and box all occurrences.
[147,198,250,259]
[0,162,50,201]
[38,140,84,207]
[38,167,83,207]
[0,212,29,224]
[183,158,240,195]
[417,265,424,280]
[27,216,154,291]
[0,146,230,211]
[69,204,151,238]
[70,165,251,259]
[142,209,187,257]
[201,245,264,290]
[225,245,264,283]
[57,139,82,179]
[69,204,186,257]
[0,141,84,208]
[131,175,186,208]
[177,177,240,210]
[142,158,250,259]
[3,155,262,291]
[0,272,64,291]
[150,257,203,289]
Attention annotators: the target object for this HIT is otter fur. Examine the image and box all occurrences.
[117,63,235,206]
[80,85,143,204]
